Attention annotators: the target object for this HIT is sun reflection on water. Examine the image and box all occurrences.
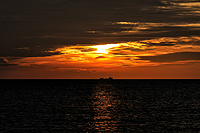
[89,83,120,132]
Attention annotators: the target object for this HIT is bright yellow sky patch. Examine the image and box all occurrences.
[92,44,120,54]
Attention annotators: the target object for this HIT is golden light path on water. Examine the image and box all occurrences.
[87,83,119,132]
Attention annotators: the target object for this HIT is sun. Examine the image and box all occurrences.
[92,44,120,54]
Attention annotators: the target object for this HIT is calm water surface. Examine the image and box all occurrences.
[1,80,200,132]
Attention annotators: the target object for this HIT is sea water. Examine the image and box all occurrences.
[1,79,200,132]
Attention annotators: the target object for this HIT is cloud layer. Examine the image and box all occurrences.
[1,0,200,78]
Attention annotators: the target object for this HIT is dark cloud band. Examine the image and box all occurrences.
[137,52,200,62]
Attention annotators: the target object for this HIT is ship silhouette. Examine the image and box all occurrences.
[99,76,113,80]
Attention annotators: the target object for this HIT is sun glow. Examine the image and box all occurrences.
[3,36,200,79]
[50,38,200,70]
[92,44,120,54]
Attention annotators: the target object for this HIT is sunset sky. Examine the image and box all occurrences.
[1,0,200,79]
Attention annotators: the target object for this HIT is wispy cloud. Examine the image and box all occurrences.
[137,52,200,62]
[158,0,200,16]
[0,58,18,67]
[86,22,200,37]
[0,46,62,57]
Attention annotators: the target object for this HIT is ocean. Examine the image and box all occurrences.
[1,79,200,132]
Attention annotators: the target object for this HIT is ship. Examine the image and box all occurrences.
[99,76,113,80]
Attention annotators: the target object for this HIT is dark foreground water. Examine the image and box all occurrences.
[1,79,200,132]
